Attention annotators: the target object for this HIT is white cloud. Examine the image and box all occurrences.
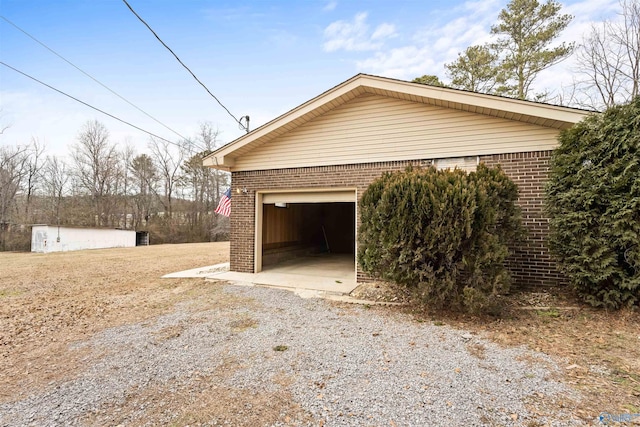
[343,0,624,93]
[323,12,396,52]
[371,23,397,40]
[323,1,337,12]
[356,46,436,79]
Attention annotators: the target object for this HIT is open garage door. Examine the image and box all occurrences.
[255,189,356,275]
[262,190,354,204]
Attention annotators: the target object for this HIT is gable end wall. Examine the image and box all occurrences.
[230,150,566,289]
[231,94,561,172]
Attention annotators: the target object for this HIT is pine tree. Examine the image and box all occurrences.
[411,75,446,87]
[446,45,505,93]
[492,0,574,100]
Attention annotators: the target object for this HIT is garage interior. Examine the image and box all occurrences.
[260,201,355,282]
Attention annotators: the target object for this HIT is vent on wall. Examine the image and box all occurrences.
[434,156,479,173]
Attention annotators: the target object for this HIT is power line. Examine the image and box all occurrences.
[1,61,205,151]
[0,14,193,144]
[122,0,249,133]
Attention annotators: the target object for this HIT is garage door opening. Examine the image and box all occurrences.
[255,189,357,283]
[261,202,355,268]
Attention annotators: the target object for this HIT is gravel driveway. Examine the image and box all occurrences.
[0,284,585,426]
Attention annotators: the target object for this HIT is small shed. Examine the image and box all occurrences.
[31,225,137,253]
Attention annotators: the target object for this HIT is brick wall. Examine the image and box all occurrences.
[231,151,566,288]
[230,160,428,274]
[480,151,567,288]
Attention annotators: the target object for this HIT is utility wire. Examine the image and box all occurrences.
[1,61,204,151]
[122,0,248,132]
[0,14,193,144]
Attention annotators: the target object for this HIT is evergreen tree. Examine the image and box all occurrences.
[546,97,640,309]
[358,165,523,313]
[492,0,574,100]
[412,75,446,87]
[446,45,505,93]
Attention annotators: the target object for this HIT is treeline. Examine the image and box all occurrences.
[0,120,229,251]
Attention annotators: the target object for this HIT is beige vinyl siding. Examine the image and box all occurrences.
[231,94,561,172]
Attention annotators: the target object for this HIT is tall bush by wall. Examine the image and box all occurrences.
[358,164,523,313]
[546,98,640,309]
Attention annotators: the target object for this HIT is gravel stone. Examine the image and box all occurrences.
[0,284,586,426]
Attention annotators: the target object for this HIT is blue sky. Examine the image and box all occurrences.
[0,0,623,156]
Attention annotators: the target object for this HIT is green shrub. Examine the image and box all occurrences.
[546,97,640,309]
[358,164,523,313]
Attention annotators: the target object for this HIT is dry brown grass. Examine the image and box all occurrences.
[466,342,487,360]
[88,382,308,427]
[82,362,310,427]
[407,290,640,422]
[0,242,229,403]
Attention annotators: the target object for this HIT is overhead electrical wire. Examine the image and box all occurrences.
[0,61,202,151]
[122,0,249,133]
[0,14,194,145]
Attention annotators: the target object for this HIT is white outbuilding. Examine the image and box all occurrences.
[31,225,139,253]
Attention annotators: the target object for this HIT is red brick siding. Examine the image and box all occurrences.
[230,160,429,275]
[480,151,567,288]
[231,152,566,288]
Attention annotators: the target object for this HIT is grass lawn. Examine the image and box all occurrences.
[0,242,229,403]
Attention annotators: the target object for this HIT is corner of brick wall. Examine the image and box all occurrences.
[479,151,568,289]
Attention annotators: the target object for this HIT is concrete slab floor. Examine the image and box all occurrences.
[162,262,230,278]
[206,253,357,295]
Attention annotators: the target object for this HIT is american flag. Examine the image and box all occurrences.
[215,188,231,217]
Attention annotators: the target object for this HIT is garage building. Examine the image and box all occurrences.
[204,74,590,288]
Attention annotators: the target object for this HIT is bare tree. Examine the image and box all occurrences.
[70,120,120,226]
[197,123,229,241]
[0,144,28,249]
[42,155,70,225]
[177,123,230,241]
[148,137,187,219]
[130,153,158,228]
[575,0,640,108]
[117,142,136,228]
[616,0,640,99]
[197,122,227,210]
[22,138,46,223]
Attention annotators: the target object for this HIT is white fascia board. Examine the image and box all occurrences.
[362,76,590,125]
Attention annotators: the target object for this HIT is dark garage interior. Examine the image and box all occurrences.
[261,202,355,268]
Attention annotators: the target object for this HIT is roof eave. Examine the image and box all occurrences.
[202,154,232,171]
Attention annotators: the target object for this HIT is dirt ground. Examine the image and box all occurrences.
[1,243,639,425]
[0,243,229,404]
